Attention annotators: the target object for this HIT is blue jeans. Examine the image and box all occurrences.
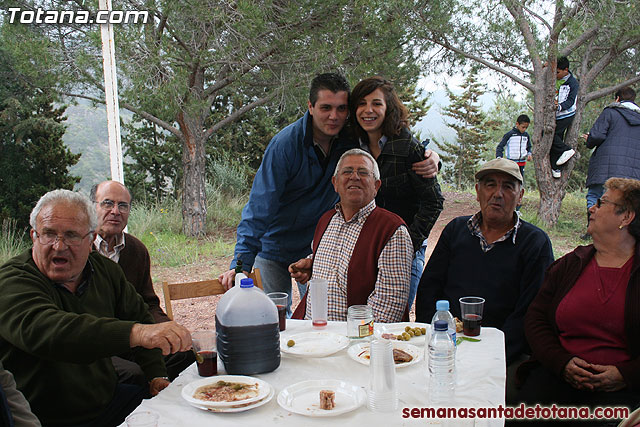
[408,240,427,310]
[586,184,604,209]
[254,255,304,317]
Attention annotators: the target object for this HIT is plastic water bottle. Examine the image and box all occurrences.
[428,320,455,403]
[234,259,248,287]
[431,300,457,347]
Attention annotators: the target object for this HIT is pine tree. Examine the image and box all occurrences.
[0,44,80,228]
[123,116,182,202]
[436,69,495,189]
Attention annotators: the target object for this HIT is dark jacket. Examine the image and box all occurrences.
[556,72,579,120]
[586,102,640,187]
[118,233,170,323]
[415,216,554,365]
[524,243,640,390]
[374,128,444,251]
[0,251,165,425]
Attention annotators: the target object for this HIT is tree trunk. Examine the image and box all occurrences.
[531,61,572,227]
[534,68,595,226]
[178,111,207,236]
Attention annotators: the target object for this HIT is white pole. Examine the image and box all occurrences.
[99,0,124,184]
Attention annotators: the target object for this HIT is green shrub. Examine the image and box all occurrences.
[208,153,252,197]
[126,175,247,267]
[0,219,30,265]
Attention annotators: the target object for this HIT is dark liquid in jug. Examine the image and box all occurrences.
[216,316,280,375]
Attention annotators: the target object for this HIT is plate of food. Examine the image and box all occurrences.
[277,379,366,417]
[181,375,272,408]
[188,386,275,413]
[374,322,430,345]
[280,331,349,357]
[347,341,422,368]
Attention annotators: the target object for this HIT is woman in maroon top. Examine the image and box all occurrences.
[514,178,640,424]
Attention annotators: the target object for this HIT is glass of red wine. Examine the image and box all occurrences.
[191,330,217,376]
[459,296,485,337]
[267,292,289,331]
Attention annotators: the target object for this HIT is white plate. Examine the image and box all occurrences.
[188,387,275,413]
[280,331,349,357]
[347,341,422,368]
[181,375,271,408]
[374,322,430,346]
[277,379,366,417]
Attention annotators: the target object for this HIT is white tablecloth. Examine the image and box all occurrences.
[124,320,505,426]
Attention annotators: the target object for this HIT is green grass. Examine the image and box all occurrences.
[125,155,250,267]
[137,230,235,267]
[128,180,246,267]
[519,190,588,258]
[0,219,30,265]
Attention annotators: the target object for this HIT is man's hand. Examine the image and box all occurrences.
[219,269,248,290]
[412,149,440,178]
[588,364,626,392]
[562,357,595,391]
[219,269,235,290]
[149,377,170,396]
[527,154,533,161]
[130,322,192,356]
[289,259,312,284]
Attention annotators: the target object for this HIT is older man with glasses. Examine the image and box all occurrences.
[289,148,413,322]
[0,189,192,427]
[90,180,195,386]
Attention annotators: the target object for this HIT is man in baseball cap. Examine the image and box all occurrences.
[416,158,553,400]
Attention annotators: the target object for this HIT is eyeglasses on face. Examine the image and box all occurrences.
[339,167,373,178]
[97,199,130,213]
[596,198,623,209]
[34,230,94,247]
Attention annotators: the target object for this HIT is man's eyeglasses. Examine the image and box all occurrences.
[339,167,373,178]
[98,199,131,213]
[34,230,94,247]
[596,198,623,209]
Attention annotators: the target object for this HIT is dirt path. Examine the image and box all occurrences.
[152,191,478,330]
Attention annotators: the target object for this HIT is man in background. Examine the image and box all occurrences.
[92,181,195,384]
[582,86,640,238]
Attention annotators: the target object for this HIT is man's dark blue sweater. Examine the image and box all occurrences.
[416,215,553,365]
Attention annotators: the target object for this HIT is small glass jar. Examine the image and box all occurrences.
[347,305,374,340]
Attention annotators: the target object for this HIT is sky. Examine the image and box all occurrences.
[413,70,529,149]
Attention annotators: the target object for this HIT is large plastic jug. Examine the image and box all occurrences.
[215,278,280,374]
